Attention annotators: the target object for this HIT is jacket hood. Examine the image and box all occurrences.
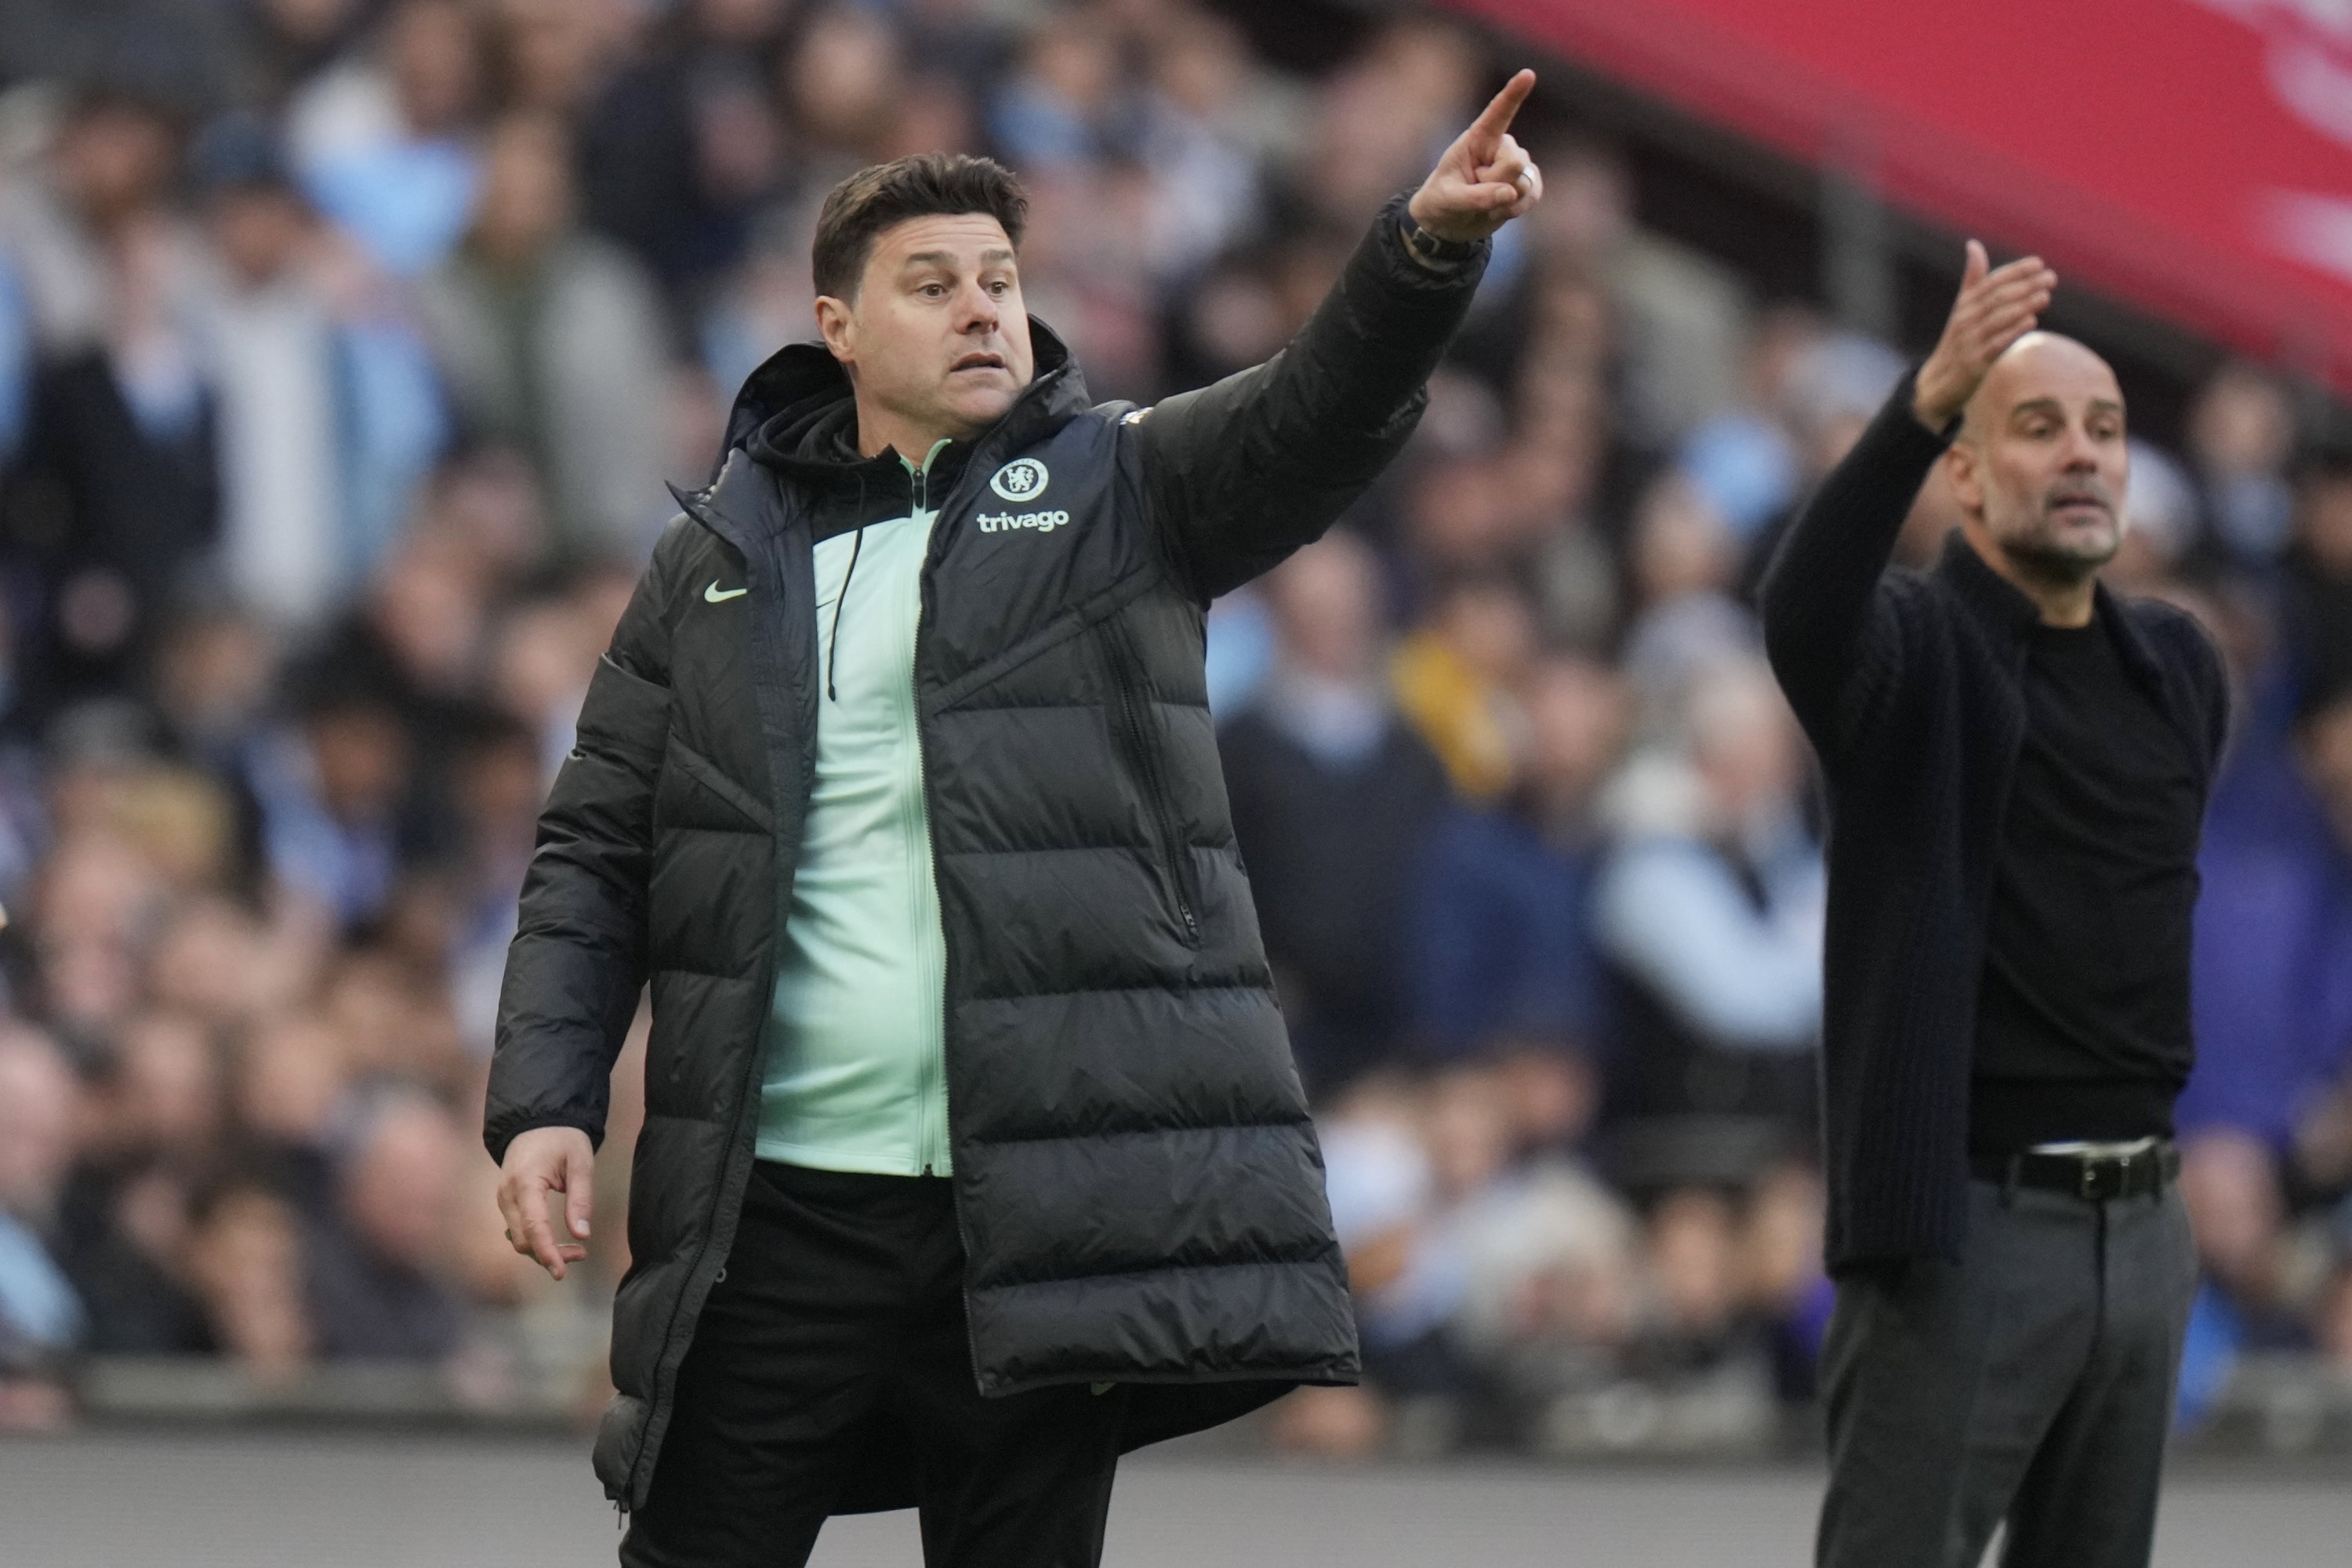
[718,316,1083,485]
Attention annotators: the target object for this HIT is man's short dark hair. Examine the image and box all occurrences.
[811,153,1029,302]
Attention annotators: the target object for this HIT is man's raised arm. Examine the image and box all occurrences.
[1759,241,2056,746]
[1137,71,1544,601]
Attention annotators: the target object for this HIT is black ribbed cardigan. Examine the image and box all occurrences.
[1758,374,2230,1270]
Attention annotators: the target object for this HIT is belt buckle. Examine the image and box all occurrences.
[2077,1156,2123,1202]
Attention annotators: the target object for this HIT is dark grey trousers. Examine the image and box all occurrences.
[1816,1178,2197,1568]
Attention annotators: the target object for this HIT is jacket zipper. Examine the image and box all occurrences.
[909,445,991,1386]
[1098,615,1201,944]
[908,447,949,1178]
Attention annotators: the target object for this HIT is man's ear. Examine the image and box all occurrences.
[1945,441,1983,519]
[815,294,856,365]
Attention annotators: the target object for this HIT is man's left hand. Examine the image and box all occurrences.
[1408,69,1543,243]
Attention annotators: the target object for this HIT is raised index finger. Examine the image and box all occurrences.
[1467,69,1537,152]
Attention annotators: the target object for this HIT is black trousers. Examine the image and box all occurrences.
[619,1162,1127,1568]
[1816,1178,2197,1568]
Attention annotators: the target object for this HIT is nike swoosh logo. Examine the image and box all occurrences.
[703,582,749,602]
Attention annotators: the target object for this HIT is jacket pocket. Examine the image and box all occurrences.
[1092,614,1202,947]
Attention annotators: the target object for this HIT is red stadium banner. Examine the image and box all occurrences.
[1446,0,2352,393]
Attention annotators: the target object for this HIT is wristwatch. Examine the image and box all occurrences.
[1400,216,1479,268]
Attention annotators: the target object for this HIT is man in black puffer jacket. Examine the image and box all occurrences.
[485,74,1544,1568]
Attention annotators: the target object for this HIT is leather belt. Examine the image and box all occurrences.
[1969,1141,2179,1201]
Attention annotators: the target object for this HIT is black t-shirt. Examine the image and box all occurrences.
[1970,617,2206,1155]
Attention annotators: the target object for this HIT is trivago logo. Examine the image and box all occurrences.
[977,508,1073,534]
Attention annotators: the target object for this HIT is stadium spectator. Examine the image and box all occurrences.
[0,1025,84,1403]
[417,111,668,562]
[2186,360,2296,567]
[1592,656,1822,1189]
[1410,652,1627,1068]
[2283,448,2352,693]
[2182,679,2352,1161]
[1617,473,1757,708]
[194,115,445,627]
[2,86,216,717]
[1220,531,1450,1097]
[307,1086,467,1362]
[1390,570,1537,800]
[287,0,487,279]
[184,1177,313,1381]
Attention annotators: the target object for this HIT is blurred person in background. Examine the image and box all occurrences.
[1730,331,1909,597]
[2282,445,2352,695]
[2186,359,2296,568]
[488,69,1542,1561]
[307,1083,466,1361]
[0,1025,83,1423]
[1329,1066,1519,1440]
[193,113,445,629]
[228,0,379,114]
[286,0,487,278]
[1623,1186,1746,1385]
[578,0,795,309]
[1762,249,2228,1568]
[2104,437,2202,597]
[2181,676,2352,1179]
[1592,656,1822,1191]
[1410,652,1625,1076]
[1525,138,1745,456]
[418,111,670,564]
[245,677,416,928]
[2,84,219,717]
[233,1008,353,1205]
[782,4,912,172]
[1390,568,1537,800]
[1617,473,1759,707]
[1310,1054,1643,1455]
[439,706,545,1057]
[2172,1127,2311,1426]
[52,1011,223,1356]
[1677,304,1824,551]
[1219,529,1450,1098]
[184,1176,314,1383]
[32,819,175,1058]
[152,597,281,785]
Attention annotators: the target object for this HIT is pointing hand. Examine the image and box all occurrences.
[1407,69,1544,244]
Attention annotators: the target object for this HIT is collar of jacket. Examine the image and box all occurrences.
[714,314,1084,475]
[1931,527,2169,696]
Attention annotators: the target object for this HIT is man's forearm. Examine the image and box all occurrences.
[1281,193,1491,451]
[1139,194,1486,598]
[1759,371,1953,727]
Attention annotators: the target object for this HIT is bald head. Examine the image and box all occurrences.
[1958,332,2123,447]
[1947,331,2129,608]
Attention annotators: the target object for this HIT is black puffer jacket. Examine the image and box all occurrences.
[485,195,1486,1510]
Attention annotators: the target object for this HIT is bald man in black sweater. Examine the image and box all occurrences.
[1760,247,2229,1568]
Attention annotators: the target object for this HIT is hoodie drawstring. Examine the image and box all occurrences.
[826,525,865,702]
[826,469,869,702]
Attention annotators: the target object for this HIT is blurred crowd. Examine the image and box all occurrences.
[0,0,2350,1454]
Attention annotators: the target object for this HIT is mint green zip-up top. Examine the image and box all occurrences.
[756,442,953,1175]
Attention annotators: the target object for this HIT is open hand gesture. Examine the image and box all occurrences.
[1914,241,2058,430]
[1408,69,1543,243]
